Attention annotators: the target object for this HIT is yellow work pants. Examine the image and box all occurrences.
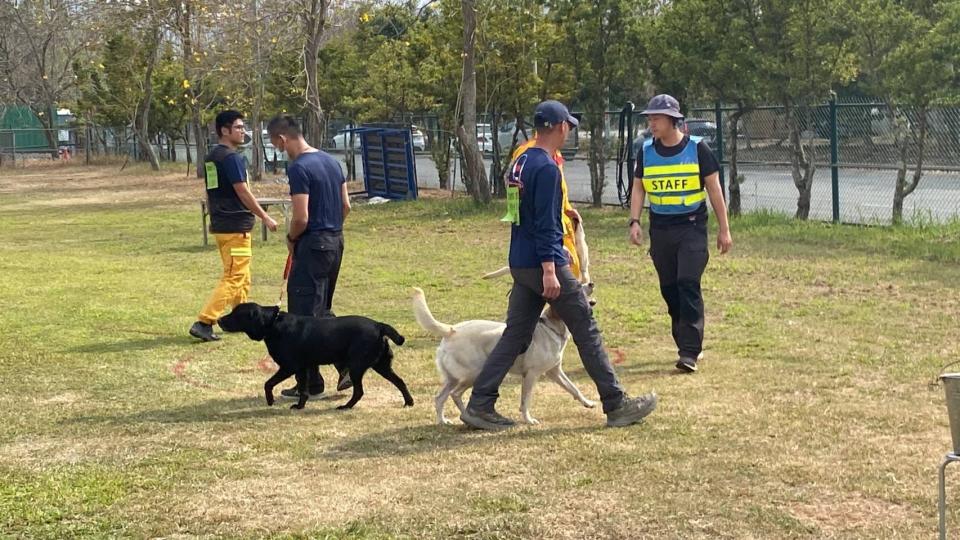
[198,233,252,324]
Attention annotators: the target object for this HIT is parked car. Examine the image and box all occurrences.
[410,126,426,151]
[632,118,717,156]
[332,127,362,150]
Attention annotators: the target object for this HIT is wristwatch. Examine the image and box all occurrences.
[627,218,640,227]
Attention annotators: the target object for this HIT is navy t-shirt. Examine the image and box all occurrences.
[508,147,569,269]
[634,135,719,228]
[205,144,254,233]
[288,151,345,233]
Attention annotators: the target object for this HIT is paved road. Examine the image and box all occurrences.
[391,154,960,224]
[167,143,960,224]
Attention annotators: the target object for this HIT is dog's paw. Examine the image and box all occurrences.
[439,418,455,426]
[289,403,305,410]
[403,400,414,408]
[336,404,353,410]
[582,399,597,409]
[522,416,540,425]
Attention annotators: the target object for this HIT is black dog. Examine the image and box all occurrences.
[218,303,414,410]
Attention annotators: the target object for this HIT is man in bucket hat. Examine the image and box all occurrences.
[461,100,658,431]
[628,94,732,373]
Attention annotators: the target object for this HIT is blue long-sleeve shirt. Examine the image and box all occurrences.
[508,147,569,269]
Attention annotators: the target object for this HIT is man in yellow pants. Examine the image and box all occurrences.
[508,136,583,280]
[190,110,277,342]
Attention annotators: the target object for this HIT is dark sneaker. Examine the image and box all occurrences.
[336,371,353,392]
[460,407,516,431]
[676,357,698,373]
[675,352,705,373]
[606,393,658,428]
[280,386,324,399]
[189,321,220,342]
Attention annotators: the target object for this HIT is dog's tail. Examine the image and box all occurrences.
[411,287,455,338]
[379,323,405,346]
[481,266,510,280]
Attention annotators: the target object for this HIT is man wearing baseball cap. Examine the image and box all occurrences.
[462,100,658,431]
[628,94,733,373]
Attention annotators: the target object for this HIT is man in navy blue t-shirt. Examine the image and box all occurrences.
[267,115,352,398]
[461,101,658,431]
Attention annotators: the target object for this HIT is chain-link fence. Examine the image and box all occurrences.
[684,101,960,224]
[397,102,960,225]
[7,104,958,225]
[0,125,175,166]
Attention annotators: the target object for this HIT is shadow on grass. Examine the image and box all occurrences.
[65,396,346,425]
[322,422,600,460]
[615,361,689,378]
[563,361,683,380]
[67,335,189,354]
[164,244,212,254]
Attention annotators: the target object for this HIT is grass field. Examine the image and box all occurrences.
[1,162,959,539]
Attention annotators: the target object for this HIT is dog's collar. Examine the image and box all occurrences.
[538,316,567,342]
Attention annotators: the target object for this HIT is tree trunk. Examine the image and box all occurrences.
[892,106,928,225]
[179,1,206,177]
[587,107,607,207]
[302,0,329,148]
[430,115,453,190]
[490,110,506,198]
[786,102,815,220]
[136,23,161,171]
[192,117,205,176]
[248,0,264,182]
[458,0,490,204]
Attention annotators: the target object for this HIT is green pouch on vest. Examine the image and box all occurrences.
[500,185,520,225]
[204,161,219,190]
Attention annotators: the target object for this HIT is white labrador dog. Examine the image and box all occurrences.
[412,287,596,426]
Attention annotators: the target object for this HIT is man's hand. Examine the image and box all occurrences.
[564,208,582,228]
[264,215,278,232]
[629,222,644,246]
[717,228,733,254]
[542,271,561,300]
[286,235,296,254]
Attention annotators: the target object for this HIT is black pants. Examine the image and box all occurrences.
[287,230,344,393]
[649,221,709,360]
[468,266,626,414]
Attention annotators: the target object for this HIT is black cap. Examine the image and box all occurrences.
[534,100,579,128]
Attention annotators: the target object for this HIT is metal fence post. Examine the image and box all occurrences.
[714,101,726,200]
[830,96,840,223]
[85,124,91,165]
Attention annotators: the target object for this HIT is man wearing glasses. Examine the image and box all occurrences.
[190,110,278,342]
